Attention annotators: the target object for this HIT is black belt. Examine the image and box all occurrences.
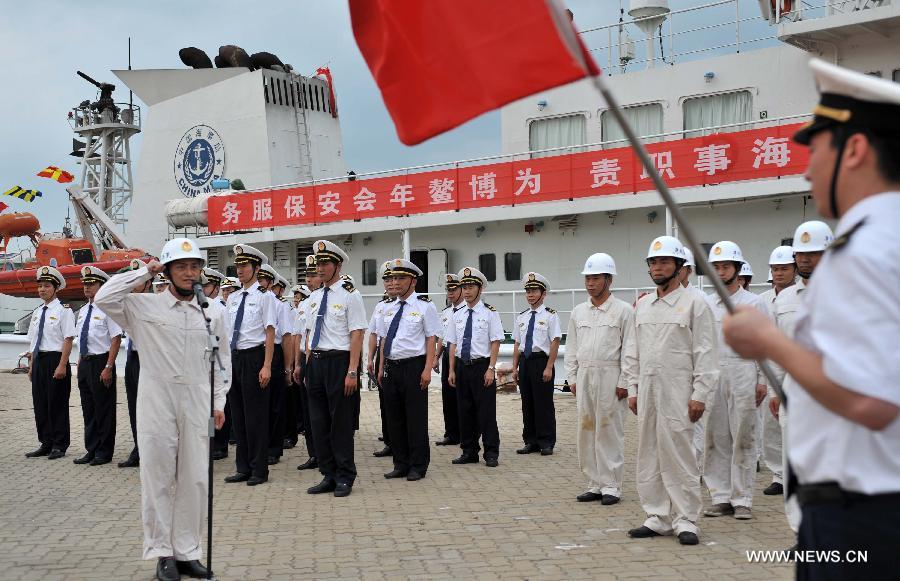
[385,355,426,366]
[311,349,348,360]
[523,352,548,360]
[81,353,110,362]
[37,350,62,355]
[235,344,265,354]
[457,356,489,367]
[796,482,900,506]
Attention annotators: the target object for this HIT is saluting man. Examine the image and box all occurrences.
[378,258,440,481]
[304,240,367,498]
[25,266,75,460]
[446,267,504,468]
[702,241,770,521]
[724,60,900,576]
[511,272,561,457]
[224,244,278,487]
[73,266,122,466]
[434,273,464,446]
[566,253,634,506]
[95,238,229,581]
[119,258,152,469]
[625,236,718,546]
[294,254,321,471]
[367,260,396,458]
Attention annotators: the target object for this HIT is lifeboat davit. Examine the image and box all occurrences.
[0,212,150,300]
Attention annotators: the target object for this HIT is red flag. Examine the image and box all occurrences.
[37,166,75,183]
[350,0,599,145]
[0,201,8,213]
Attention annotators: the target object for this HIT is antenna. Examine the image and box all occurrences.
[128,37,133,109]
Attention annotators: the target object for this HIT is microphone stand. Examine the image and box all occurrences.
[198,297,226,581]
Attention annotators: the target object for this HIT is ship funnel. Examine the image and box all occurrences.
[628,0,669,68]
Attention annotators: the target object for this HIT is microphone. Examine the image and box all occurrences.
[192,282,210,308]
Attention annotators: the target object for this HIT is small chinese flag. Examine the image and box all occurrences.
[350,0,600,145]
[36,166,75,183]
[0,201,8,213]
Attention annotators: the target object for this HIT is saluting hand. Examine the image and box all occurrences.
[146,260,164,276]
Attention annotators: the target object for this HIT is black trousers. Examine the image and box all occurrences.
[455,358,500,460]
[124,350,140,459]
[797,491,900,580]
[284,353,299,446]
[267,344,286,457]
[231,345,270,478]
[31,351,70,451]
[518,354,556,449]
[374,342,391,446]
[440,350,460,442]
[213,398,231,453]
[297,357,316,458]
[383,356,430,474]
[307,351,358,485]
[77,354,116,460]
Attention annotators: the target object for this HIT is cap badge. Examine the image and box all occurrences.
[82,267,90,276]
[235,245,243,254]
[395,259,402,266]
[463,268,471,277]
[446,275,453,282]
[714,246,722,256]
[181,241,192,251]
[528,273,536,281]
[800,232,811,244]
[318,241,326,251]
[652,240,663,251]
[42,266,49,275]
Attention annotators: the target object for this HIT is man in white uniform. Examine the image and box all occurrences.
[566,253,634,505]
[95,238,230,581]
[120,258,152,469]
[725,59,900,577]
[702,242,769,520]
[25,266,75,460]
[625,236,718,546]
[73,266,122,466]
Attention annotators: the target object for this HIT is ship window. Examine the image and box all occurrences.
[478,253,497,282]
[601,103,663,149]
[683,90,753,137]
[694,243,716,277]
[893,69,900,83]
[71,248,94,265]
[362,259,377,286]
[529,114,586,158]
[504,253,522,281]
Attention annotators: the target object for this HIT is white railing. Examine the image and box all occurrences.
[776,0,891,23]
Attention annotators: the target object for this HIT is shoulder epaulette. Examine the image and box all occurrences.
[546,307,556,314]
[418,295,431,302]
[342,281,356,293]
[518,308,528,315]
[279,296,287,302]
[381,296,396,303]
[829,218,866,252]
[442,304,453,311]
[484,302,496,312]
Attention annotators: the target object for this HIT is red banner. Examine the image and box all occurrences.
[208,123,807,233]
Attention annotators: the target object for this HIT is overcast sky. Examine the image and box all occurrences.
[0,0,773,253]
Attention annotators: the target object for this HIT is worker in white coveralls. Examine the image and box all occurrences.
[95,237,231,581]
[565,253,634,506]
[702,241,770,521]
[625,235,718,546]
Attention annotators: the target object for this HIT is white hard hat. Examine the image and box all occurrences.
[646,236,687,260]
[740,262,753,277]
[683,247,695,268]
[160,238,205,267]
[581,253,617,275]
[708,241,744,264]
[768,245,795,265]
[792,221,834,252]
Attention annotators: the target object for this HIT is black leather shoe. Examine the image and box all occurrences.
[540,448,554,456]
[435,437,459,446]
[628,526,661,539]
[763,482,784,496]
[267,456,280,465]
[406,470,424,481]
[516,444,539,454]
[577,491,602,502]
[297,457,319,470]
[47,449,65,460]
[451,454,479,465]
[283,439,296,449]
[373,446,393,457]
[484,458,499,468]
[224,472,250,483]
[89,457,111,466]
[247,475,268,486]
[377,436,384,442]
[678,531,699,545]
[118,456,140,468]
[601,494,620,506]
[211,449,228,461]
[384,468,408,479]
[307,478,336,494]
[176,559,210,579]
[73,453,93,465]
[25,445,51,458]
[334,483,352,497]
[156,557,180,581]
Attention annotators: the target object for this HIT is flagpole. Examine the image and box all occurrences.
[588,74,785,402]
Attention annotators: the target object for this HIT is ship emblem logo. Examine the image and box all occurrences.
[181,241,192,251]
[318,242,326,251]
[528,273,536,281]
[800,232,811,244]
[714,246,722,256]
[41,267,49,275]
[174,125,225,198]
[652,241,662,251]
[463,268,471,277]
[82,267,90,276]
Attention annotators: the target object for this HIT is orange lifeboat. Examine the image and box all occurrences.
[0,212,150,300]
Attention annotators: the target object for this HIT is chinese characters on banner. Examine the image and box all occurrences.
[208,123,807,233]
